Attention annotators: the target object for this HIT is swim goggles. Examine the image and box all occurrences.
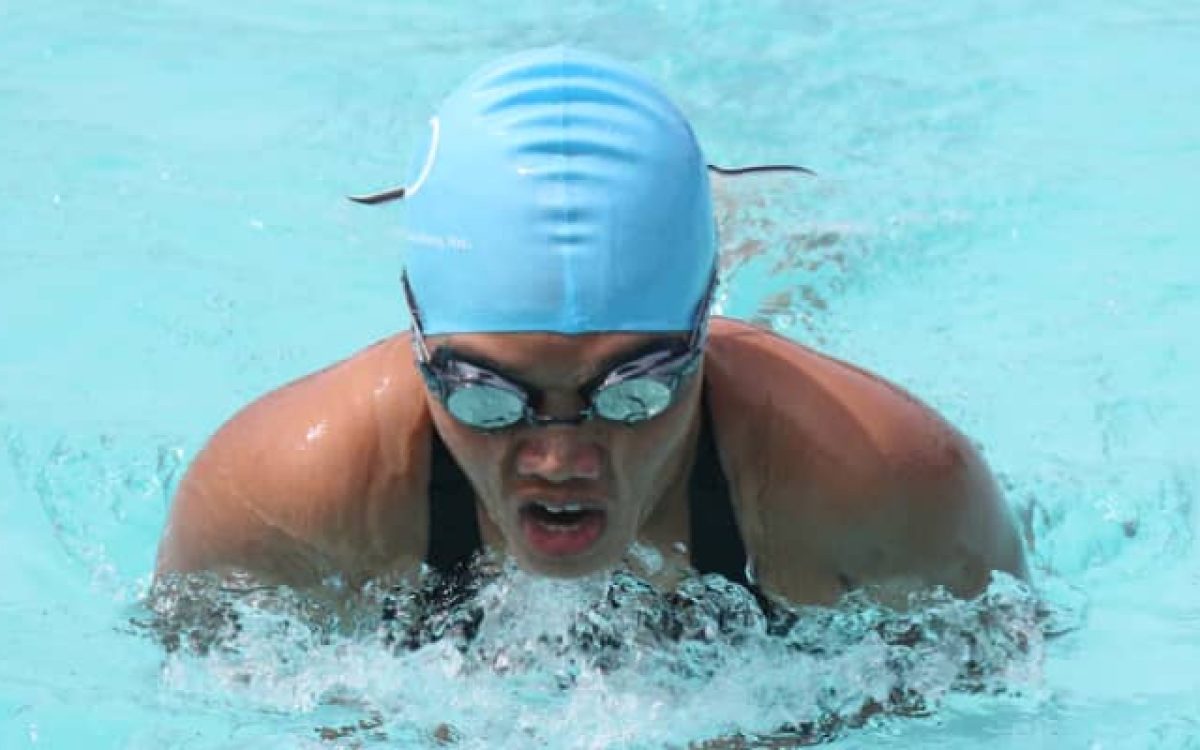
[401,271,716,431]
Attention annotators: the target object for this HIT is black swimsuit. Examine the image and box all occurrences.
[424,389,760,593]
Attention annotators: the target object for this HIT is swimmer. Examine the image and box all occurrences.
[155,47,1027,606]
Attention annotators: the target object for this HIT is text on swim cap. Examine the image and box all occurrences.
[406,231,473,251]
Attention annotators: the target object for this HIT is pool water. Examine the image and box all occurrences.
[2,1,1198,747]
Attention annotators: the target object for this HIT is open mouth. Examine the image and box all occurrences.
[518,501,607,558]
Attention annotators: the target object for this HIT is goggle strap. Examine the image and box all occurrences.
[689,267,719,350]
[401,272,434,363]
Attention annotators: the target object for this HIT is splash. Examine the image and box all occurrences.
[138,561,1047,748]
[4,426,187,599]
[712,169,859,343]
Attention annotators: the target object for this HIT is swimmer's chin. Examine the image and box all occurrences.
[508,540,625,579]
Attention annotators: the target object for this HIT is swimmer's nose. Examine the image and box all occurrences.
[515,430,602,482]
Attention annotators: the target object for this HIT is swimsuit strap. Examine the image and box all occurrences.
[687,388,752,588]
[424,428,483,575]
[424,387,755,592]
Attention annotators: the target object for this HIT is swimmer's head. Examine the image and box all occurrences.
[389,46,717,336]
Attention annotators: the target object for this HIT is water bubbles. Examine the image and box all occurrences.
[136,561,1047,749]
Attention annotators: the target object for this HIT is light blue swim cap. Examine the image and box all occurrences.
[399,47,716,336]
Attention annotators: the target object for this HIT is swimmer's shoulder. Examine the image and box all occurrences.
[156,333,433,587]
[703,318,1026,600]
[705,317,956,470]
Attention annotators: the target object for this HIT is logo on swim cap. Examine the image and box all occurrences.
[403,117,441,200]
[400,46,716,336]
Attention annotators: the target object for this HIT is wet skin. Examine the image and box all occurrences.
[156,318,1028,605]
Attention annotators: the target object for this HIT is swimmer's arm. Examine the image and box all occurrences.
[155,400,417,588]
[156,337,427,589]
[842,434,1029,604]
[155,432,341,587]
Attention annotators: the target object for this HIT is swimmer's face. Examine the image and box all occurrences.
[422,331,702,577]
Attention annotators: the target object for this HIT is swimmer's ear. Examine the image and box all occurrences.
[707,163,817,177]
[347,186,408,205]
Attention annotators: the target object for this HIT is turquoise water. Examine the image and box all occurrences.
[2,1,1198,747]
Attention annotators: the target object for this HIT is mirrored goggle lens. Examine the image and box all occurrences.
[592,377,674,423]
[445,385,526,429]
